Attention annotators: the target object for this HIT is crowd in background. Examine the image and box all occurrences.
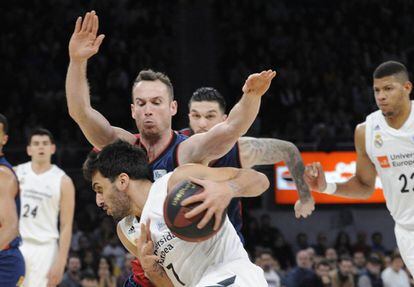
[2,0,414,286]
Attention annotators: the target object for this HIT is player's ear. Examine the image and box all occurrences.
[404,81,412,95]
[171,100,177,116]
[116,173,130,192]
[51,144,56,155]
[1,134,8,146]
[221,114,228,121]
[131,104,136,120]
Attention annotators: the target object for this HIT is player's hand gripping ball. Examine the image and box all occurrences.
[163,180,225,242]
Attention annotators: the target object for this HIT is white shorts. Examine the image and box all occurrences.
[395,224,414,276]
[195,258,268,287]
[20,240,58,287]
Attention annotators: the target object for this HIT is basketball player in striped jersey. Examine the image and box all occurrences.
[83,140,269,287]
[15,128,75,287]
[304,61,414,274]
[0,113,25,287]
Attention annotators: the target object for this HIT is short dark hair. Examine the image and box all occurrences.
[27,128,55,145]
[338,255,353,264]
[391,253,402,262]
[316,259,330,269]
[82,140,151,183]
[133,69,174,100]
[0,113,9,134]
[373,61,409,82]
[189,87,226,113]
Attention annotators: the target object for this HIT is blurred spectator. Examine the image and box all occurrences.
[295,232,310,253]
[353,251,367,276]
[335,231,352,256]
[352,232,371,255]
[357,255,383,287]
[61,254,82,287]
[259,214,280,248]
[256,251,281,287]
[101,236,126,270]
[283,250,319,287]
[97,256,116,287]
[313,232,329,257]
[330,255,355,287]
[371,232,387,256]
[315,260,332,287]
[272,233,295,270]
[81,270,99,287]
[117,253,135,287]
[326,248,339,270]
[381,254,410,287]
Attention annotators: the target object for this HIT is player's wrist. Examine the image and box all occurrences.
[320,182,337,194]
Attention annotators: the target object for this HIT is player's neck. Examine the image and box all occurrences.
[384,100,412,129]
[140,129,173,162]
[128,180,152,217]
[30,160,52,175]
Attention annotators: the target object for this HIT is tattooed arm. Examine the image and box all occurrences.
[238,137,315,218]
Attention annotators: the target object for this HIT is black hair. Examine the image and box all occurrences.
[0,113,8,134]
[133,69,174,100]
[373,61,409,82]
[189,87,226,113]
[83,140,151,183]
[338,255,353,264]
[316,259,330,269]
[27,128,55,145]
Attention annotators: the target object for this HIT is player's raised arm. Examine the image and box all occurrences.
[66,11,136,149]
[177,70,276,165]
[304,124,377,199]
[238,137,315,218]
[0,167,19,250]
[170,164,270,230]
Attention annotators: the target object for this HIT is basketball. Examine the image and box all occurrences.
[163,180,226,242]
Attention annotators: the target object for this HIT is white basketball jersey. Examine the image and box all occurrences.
[118,215,141,247]
[140,173,250,287]
[15,162,65,243]
[365,101,414,229]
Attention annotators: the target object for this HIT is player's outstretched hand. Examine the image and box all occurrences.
[294,197,315,219]
[47,263,65,287]
[304,162,328,192]
[181,176,233,231]
[136,219,161,275]
[242,70,276,97]
[69,10,105,62]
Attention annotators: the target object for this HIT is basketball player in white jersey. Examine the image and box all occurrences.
[83,140,269,287]
[15,128,75,287]
[304,61,414,274]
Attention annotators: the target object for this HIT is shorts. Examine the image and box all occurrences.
[20,240,58,287]
[395,224,414,276]
[0,248,25,287]
[195,258,267,287]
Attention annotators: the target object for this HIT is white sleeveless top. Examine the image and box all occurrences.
[365,101,414,230]
[131,173,250,286]
[15,162,65,243]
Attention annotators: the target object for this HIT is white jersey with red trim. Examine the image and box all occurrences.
[365,101,414,229]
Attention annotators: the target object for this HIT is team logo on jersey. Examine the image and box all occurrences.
[374,134,383,148]
[153,169,167,180]
[377,156,390,168]
[374,124,381,131]
[128,225,135,235]
[156,221,165,230]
